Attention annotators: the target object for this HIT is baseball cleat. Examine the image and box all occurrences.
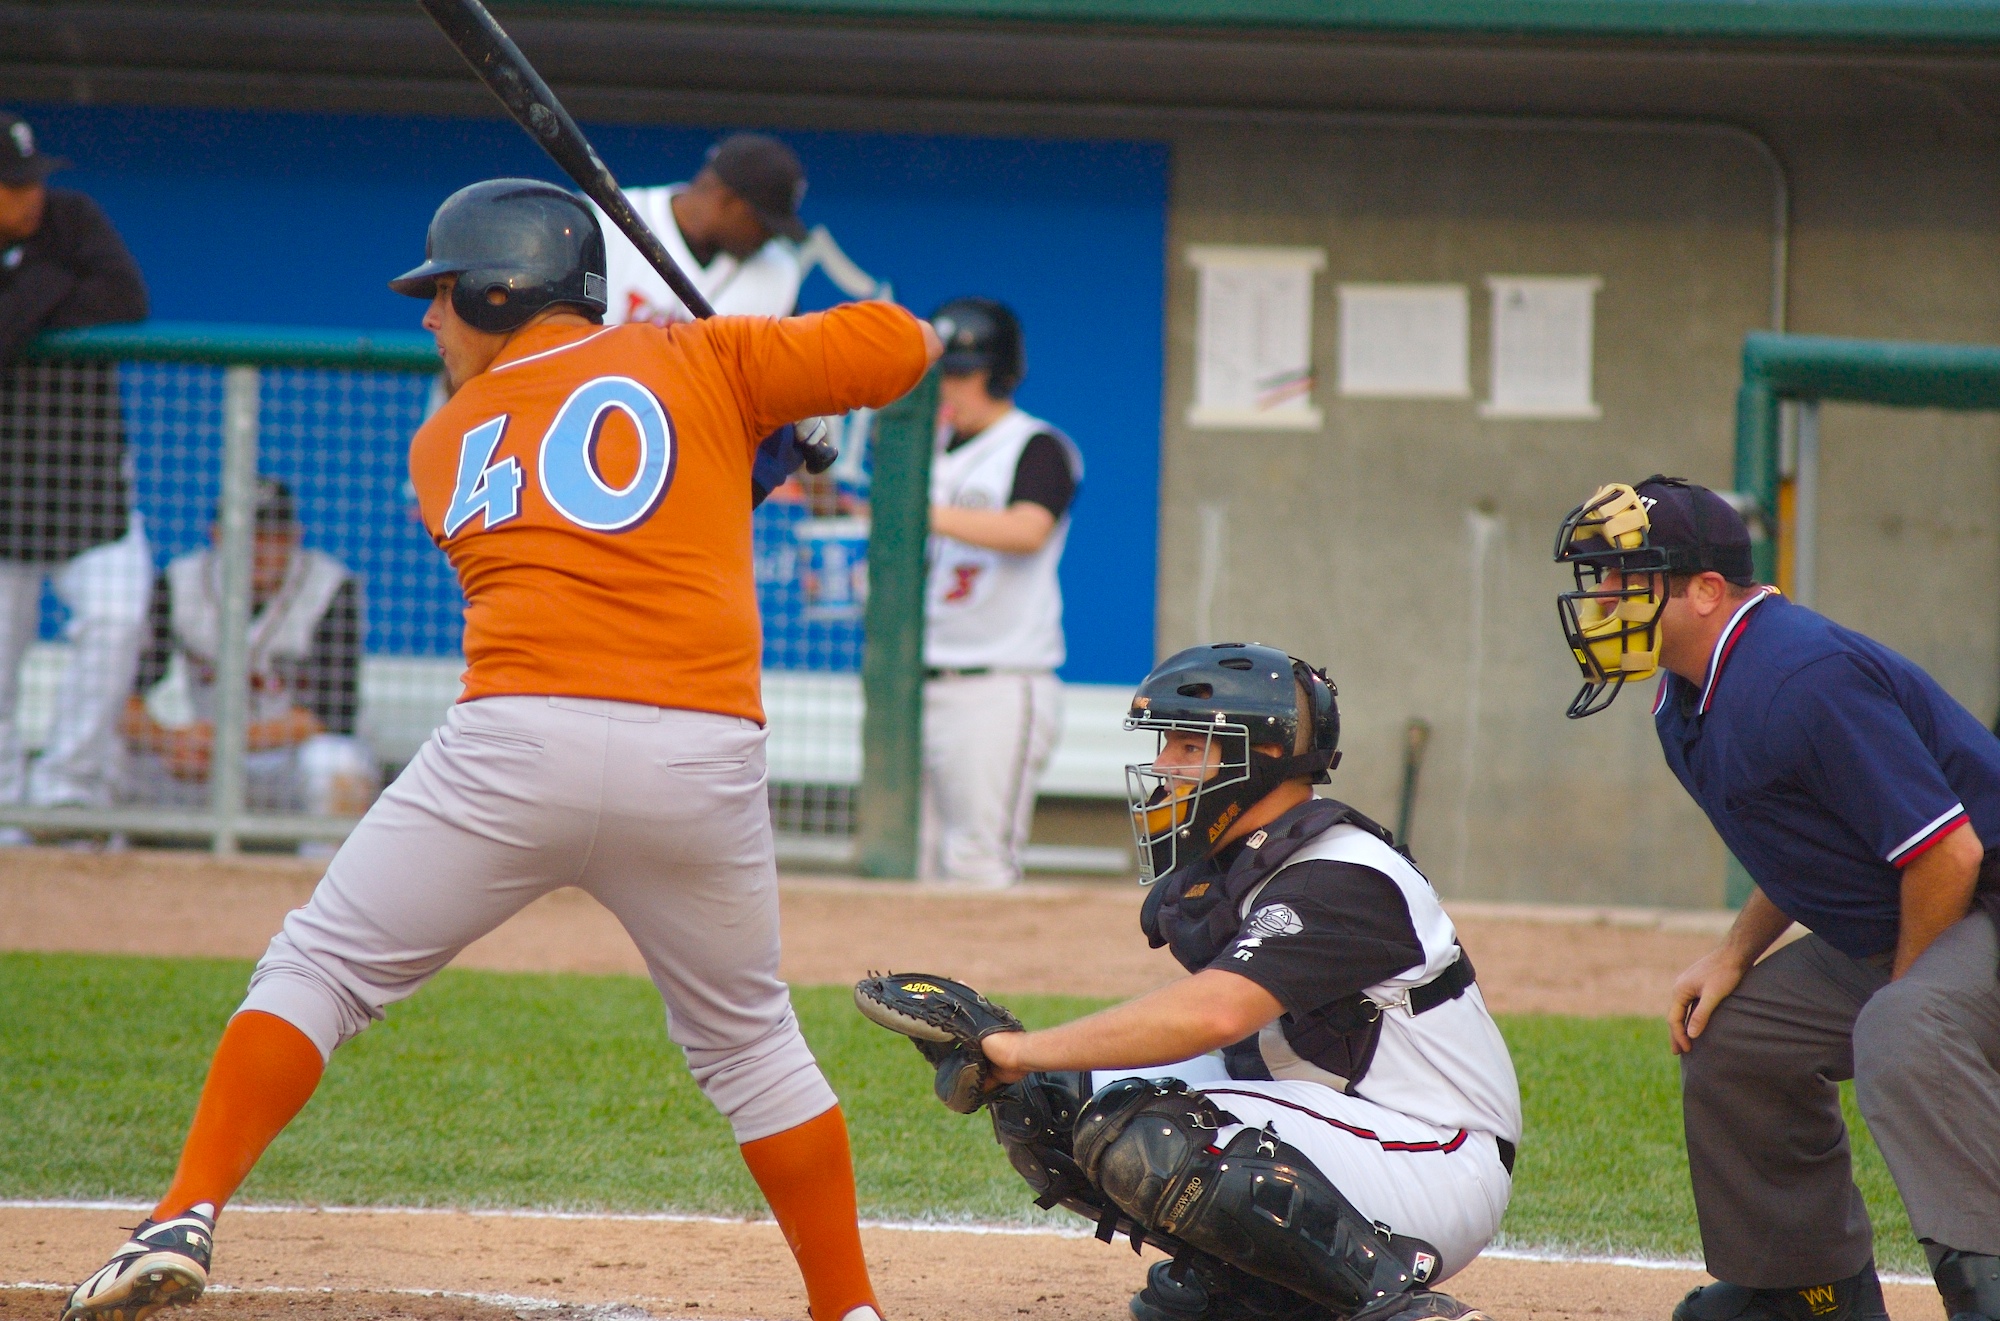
[60,1206,214,1321]
[1672,1263,1889,1321]
[1353,1293,1494,1321]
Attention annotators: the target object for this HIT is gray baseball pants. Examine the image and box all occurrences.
[1681,911,2000,1286]
[239,694,836,1144]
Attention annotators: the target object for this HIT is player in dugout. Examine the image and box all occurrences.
[1554,476,2000,1321]
[860,643,1520,1321]
[62,178,942,1321]
[119,476,379,819]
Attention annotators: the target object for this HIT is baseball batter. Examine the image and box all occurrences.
[63,177,940,1321]
[595,132,807,327]
[863,643,1519,1321]
[1555,477,2000,1321]
[921,297,1082,886]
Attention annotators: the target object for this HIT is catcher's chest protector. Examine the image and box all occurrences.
[1142,797,1399,971]
[1141,797,1477,1093]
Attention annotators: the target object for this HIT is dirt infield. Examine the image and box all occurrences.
[0,846,1846,1321]
[0,1207,1949,1321]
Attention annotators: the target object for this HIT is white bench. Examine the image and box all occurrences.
[15,644,1147,799]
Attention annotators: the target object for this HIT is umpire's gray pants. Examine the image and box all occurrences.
[1682,912,2000,1287]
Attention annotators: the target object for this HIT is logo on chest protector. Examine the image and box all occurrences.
[1411,1251,1437,1283]
[1166,1176,1204,1227]
[1247,904,1304,938]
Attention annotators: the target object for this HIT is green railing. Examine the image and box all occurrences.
[26,320,439,371]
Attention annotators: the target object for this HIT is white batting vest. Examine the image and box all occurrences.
[924,408,1083,670]
[1241,823,1523,1141]
[168,547,350,725]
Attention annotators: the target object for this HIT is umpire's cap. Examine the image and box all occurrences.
[931,297,1025,398]
[391,179,607,334]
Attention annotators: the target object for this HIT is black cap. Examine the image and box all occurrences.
[0,113,69,185]
[213,477,299,533]
[1632,475,1755,585]
[704,133,808,243]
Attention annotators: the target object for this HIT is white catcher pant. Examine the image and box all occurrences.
[1091,1057,1512,1283]
[0,518,151,807]
[920,669,1061,886]
[241,695,836,1143]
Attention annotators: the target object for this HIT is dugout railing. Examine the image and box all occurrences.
[1,321,938,866]
[1730,329,2000,904]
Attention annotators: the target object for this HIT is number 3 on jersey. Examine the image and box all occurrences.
[443,375,677,539]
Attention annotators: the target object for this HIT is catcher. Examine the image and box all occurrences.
[857,643,1521,1321]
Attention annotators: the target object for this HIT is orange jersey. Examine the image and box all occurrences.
[409,302,929,722]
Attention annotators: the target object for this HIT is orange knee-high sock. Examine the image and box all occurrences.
[153,1010,325,1221]
[740,1106,879,1321]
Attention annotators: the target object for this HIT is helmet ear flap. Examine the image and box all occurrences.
[452,272,532,334]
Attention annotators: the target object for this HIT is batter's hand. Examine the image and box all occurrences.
[1668,948,1748,1054]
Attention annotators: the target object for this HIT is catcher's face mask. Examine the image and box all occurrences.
[1125,719,1257,887]
[1554,482,1672,718]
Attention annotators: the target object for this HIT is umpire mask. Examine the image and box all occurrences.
[1554,476,1759,718]
[1554,483,1668,719]
[1124,644,1339,886]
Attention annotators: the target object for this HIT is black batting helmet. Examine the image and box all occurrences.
[931,297,1025,397]
[1124,643,1340,886]
[390,179,608,334]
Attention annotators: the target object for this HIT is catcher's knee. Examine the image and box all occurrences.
[990,1070,1100,1216]
[1073,1079,1433,1315]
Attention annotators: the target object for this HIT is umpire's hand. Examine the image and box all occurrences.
[1668,886,1797,1054]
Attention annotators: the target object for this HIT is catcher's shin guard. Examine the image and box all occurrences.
[991,1071,1101,1217]
[1074,1079,1426,1317]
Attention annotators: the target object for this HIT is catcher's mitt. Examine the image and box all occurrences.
[853,973,1025,1114]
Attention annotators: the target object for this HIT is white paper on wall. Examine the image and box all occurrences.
[1482,276,1602,419]
[1186,245,1326,430]
[1335,284,1471,399]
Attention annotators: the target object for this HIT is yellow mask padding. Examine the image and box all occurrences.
[1572,483,1650,553]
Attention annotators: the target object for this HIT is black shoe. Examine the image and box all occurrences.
[1130,1261,1333,1321]
[61,1207,214,1321]
[1350,1292,1492,1321]
[1133,1261,1216,1321]
[1934,1249,2000,1321]
[1672,1263,1888,1321]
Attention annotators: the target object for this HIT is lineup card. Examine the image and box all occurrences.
[1186,244,1326,431]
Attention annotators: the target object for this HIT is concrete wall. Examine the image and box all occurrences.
[1153,119,1998,908]
[1786,128,2000,728]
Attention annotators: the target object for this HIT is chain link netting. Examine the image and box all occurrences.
[0,355,873,849]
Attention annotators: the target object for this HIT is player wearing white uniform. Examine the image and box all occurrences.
[922,297,1082,887]
[595,132,807,325]
[969,645,1518,1321]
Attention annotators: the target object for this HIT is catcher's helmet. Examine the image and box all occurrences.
[931,297,1025,397]
[390,179,608,334]
[1553,475,1756,718]
[1124,643,1339,887]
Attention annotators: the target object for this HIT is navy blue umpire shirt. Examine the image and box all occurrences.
[1654,589,2000,960]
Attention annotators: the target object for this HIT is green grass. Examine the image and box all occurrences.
[0,952,1922,1271]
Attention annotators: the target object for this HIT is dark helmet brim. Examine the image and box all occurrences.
[388,257,465,300]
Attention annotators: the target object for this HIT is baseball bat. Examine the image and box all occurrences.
[416,0,839,474]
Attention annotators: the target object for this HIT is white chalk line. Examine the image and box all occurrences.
[3,1201,1934,1287]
